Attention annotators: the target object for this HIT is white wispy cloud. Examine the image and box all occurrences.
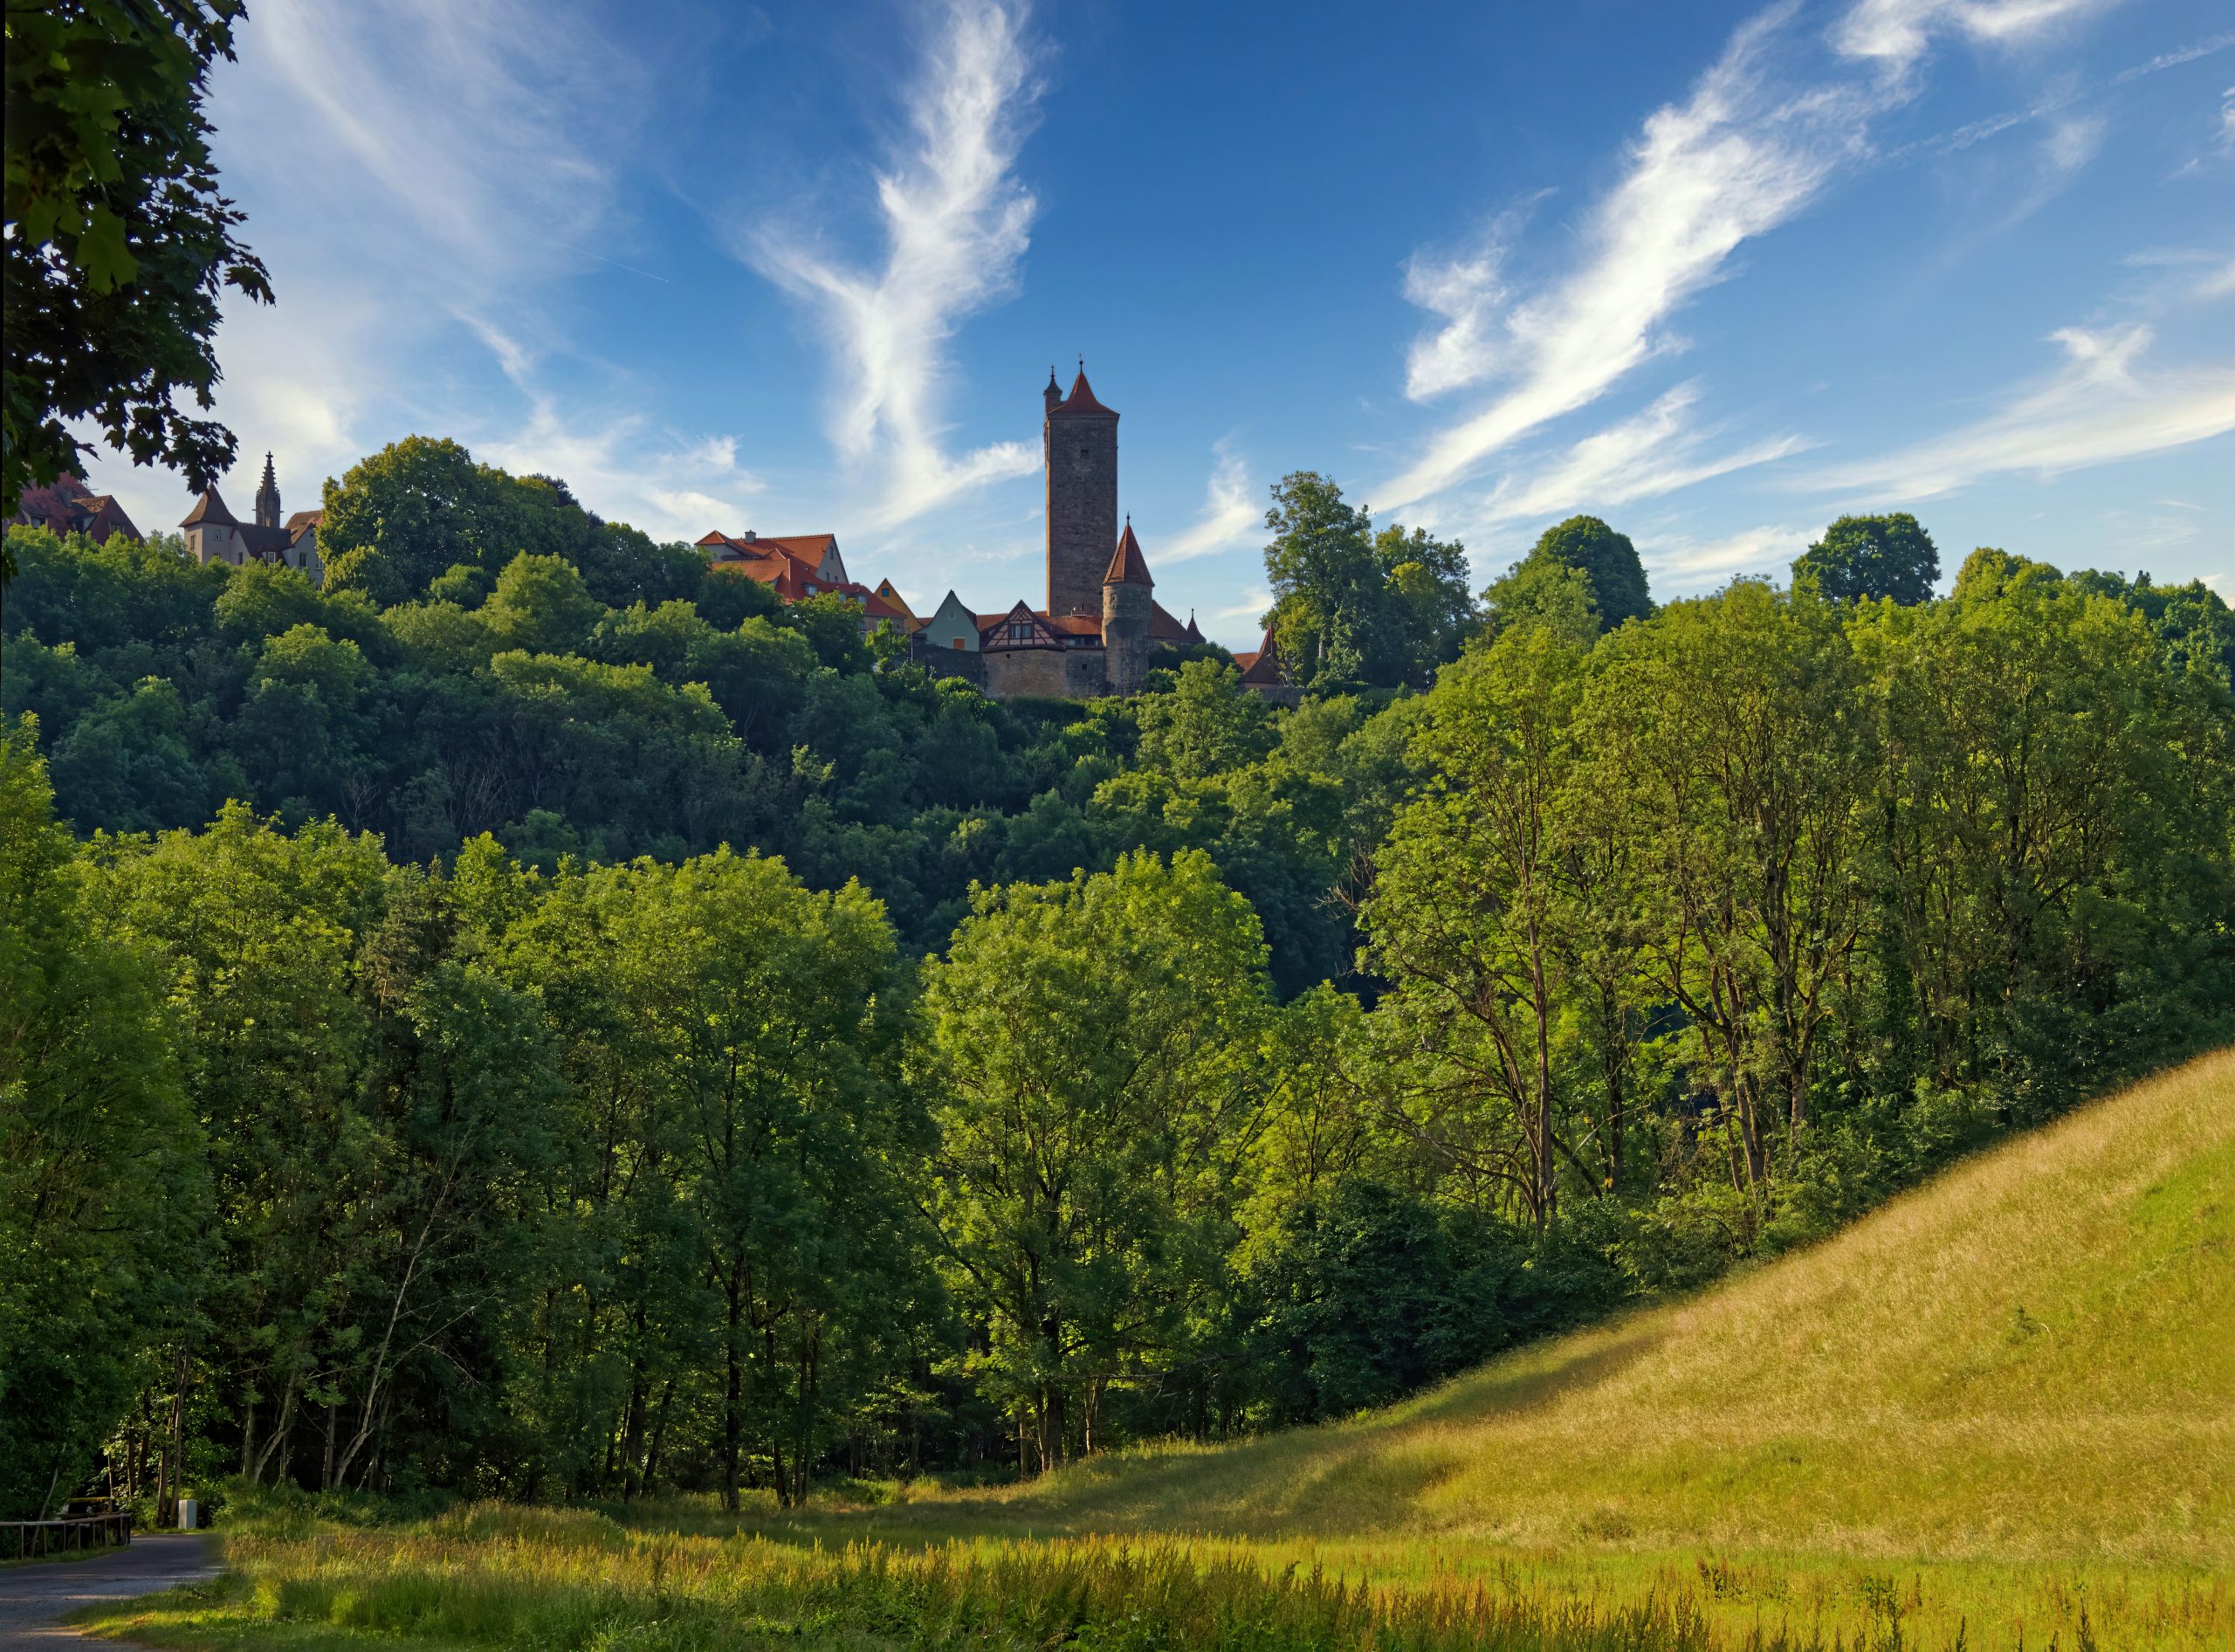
[1477,383,1811,526]
[1159,440,1263,562]
[478,397,767,543]
[747,0,1042,528]
[1214,588,1274,623]
[1799,323,2235,500]
[1377,0,2127,520]
[1640,522,1818,589]
[1379,5,1869,513]
[251,0,636,291]
[1832,0,2116,74]
[93,0,694,537]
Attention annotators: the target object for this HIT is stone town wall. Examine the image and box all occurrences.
[983,646,1110,699]
[915,648,987,690]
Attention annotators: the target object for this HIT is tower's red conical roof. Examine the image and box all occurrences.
[1104,519,1153,587]
[1051,368,1117,417]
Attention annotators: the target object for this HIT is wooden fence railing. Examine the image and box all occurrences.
[0,1512,134,1559]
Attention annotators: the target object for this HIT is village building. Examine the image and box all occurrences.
[694,529,915,636]
[911,368,1262,700]
[180,454,323,582]
[9,473,141,543]
[697,367,1284,700]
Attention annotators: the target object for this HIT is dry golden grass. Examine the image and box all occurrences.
[79,1051,2235,1650]
[917,1047,2235,1565]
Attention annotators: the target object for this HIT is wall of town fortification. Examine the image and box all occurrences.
[983,647,1109,699]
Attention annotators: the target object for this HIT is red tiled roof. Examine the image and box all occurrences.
[181,487,239,528]
[1149,601,1188,642]
[10,476,141,542]
[1237,627,1283,685]
[1104,520,1153,588]
[1049,368,1116,418]
[699,531,837,578]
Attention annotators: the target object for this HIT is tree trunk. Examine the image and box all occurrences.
[721,1269,743,1513]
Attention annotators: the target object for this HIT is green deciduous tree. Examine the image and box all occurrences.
[1584,584,1876,1194]
[1794,513,1939,606]
[0,720,202,1518]
[1500,517,1653,634]
[1262,472,1476,690]
[1364,623,1597,1230]
[918,850,1275,1470]
[589,850,922,1508]
[3,0,272,516]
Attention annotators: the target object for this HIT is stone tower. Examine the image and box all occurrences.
[1101,518,1153,695]
[253,452,280,529]
[1044,365,1118,619]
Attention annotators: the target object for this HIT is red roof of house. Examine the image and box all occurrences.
[181,487,239,528]
[1049,368,1117,418]
[862,587,912,624]
[10,475,142,543]
[698,531,838,576]
[1104,520,1154,588]
[1235,627,1283,684]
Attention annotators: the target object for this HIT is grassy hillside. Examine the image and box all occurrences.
[932,1043,2235,1563]
[81,1050,2235,1651]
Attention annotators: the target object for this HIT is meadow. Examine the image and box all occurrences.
[78,1049,2235,1650]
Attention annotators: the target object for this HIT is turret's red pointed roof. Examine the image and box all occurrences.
[1103,520,1153,588]
[1050,368,1117,417]
[181,487,238,528]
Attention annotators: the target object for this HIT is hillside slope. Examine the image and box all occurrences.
[961,1050,2235,1565]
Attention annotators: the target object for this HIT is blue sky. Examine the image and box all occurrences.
[90,0,2235,644]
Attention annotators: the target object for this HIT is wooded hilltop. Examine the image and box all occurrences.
[4,452,2231,1522]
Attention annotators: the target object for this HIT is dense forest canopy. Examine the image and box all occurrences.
[3,439,2232,1520]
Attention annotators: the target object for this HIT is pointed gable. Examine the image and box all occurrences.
[872,579,919,625]
[1103,520,1154,588]
[982,599,1061,650]
[1235,627,1285,685]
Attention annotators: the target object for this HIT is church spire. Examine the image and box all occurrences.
[254,451,280,529]
[1044,364,1061,414]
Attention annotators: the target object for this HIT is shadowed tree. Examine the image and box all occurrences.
[1794,513,1940,606]
[1506,517,1653,633]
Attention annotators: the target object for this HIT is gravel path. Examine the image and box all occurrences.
[0,1533,221,1648]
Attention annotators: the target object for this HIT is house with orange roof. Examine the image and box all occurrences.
[697,528,918,638]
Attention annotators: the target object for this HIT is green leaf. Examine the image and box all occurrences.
[79,203,139,292]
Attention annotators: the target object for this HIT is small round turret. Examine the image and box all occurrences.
[1101,517,1154,696]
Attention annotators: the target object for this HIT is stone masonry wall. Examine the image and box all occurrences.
[983,646,1110,699]
[1045,412,1118,619]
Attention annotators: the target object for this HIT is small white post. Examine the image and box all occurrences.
[176,1498,197,1531]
